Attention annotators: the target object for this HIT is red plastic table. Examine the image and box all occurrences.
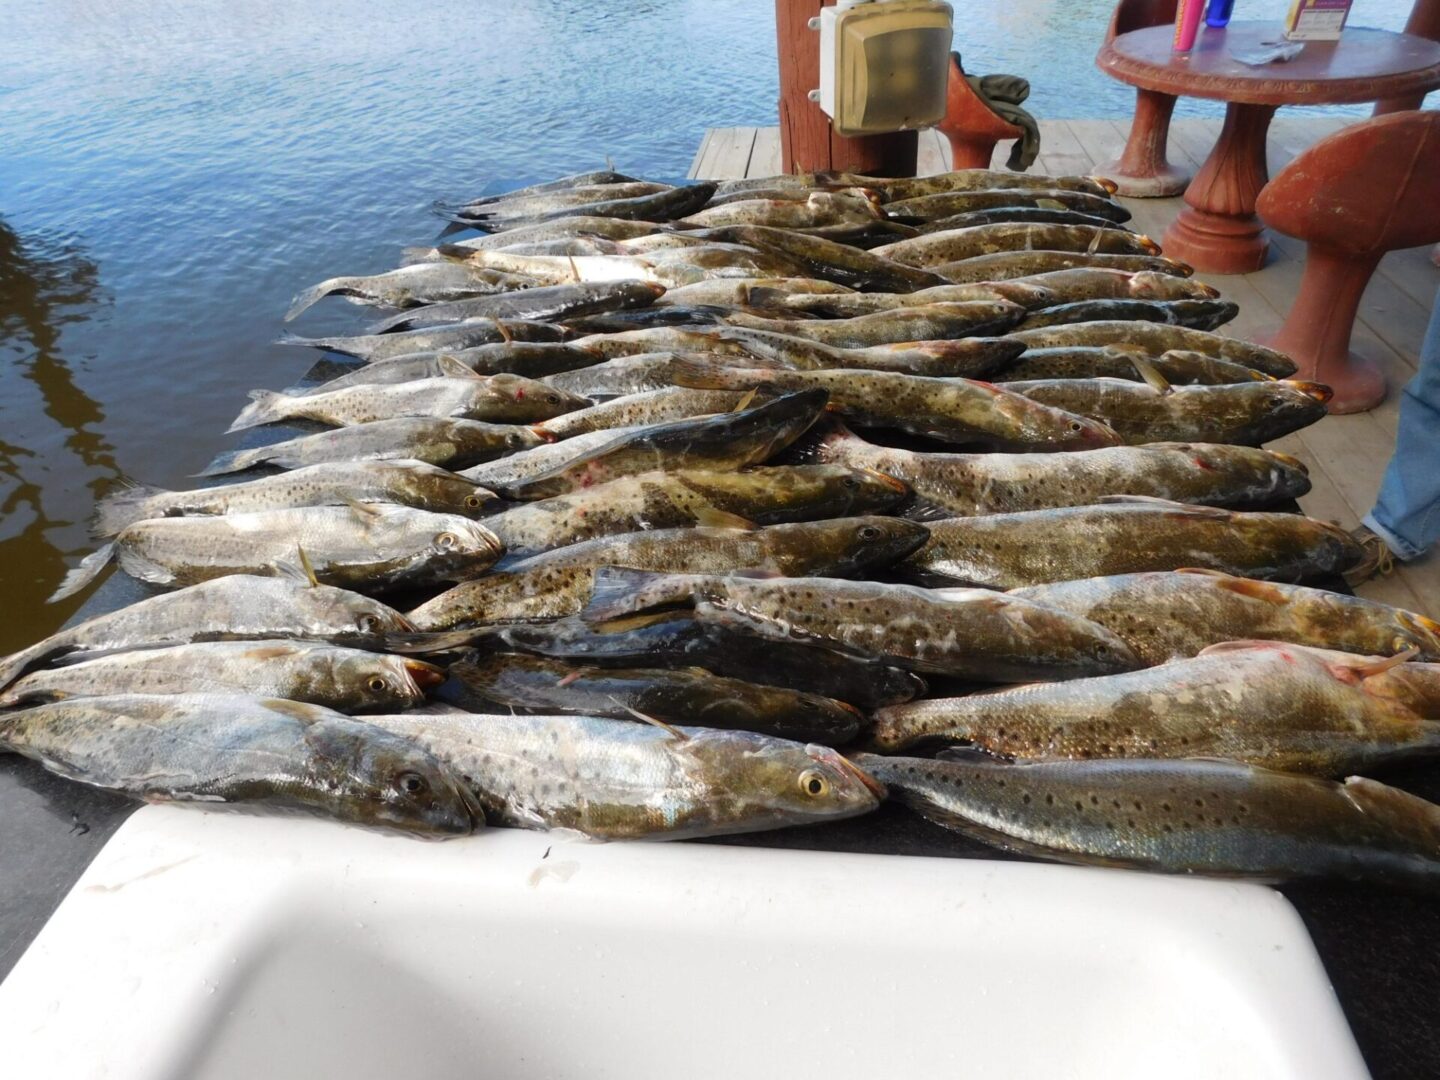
[1097,22,1440,273]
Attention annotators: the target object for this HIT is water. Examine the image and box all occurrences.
[0,0,1426,652]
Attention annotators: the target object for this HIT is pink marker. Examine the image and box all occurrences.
[1173,0,1206,50]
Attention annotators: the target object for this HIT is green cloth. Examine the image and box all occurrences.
[955,52,1041,172]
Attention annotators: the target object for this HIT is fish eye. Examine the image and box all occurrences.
[1095,644,1110,657]
[1068,421,1084,432]
[395,771,429,796]
[798,769,831,798]
[505,433,523,446]
[464,494,483,509]
[357,613,382,633]
[841,476,858,489]
[367,675,390,692]
[436,532,460,549]
[545,392,562,404]
[800,699,819,712]
[857,524,880,540]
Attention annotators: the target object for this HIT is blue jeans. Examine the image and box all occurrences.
[1365,287,1440,560]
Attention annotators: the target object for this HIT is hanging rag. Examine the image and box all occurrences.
[956,52,1041,172]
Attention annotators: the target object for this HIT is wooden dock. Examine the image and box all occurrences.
[691,119,1440,616]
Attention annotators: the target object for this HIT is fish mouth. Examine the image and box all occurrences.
[528,424,559,443]
[403,658,447,689]
[1269,450,1309,475]
[1090,175,1120,194]
[1399,611,1440,650]
[1195,282,1222,299]
[1285,380,1334,405]
[1165,258,1195,277]
[476,524,506,556]
[392,612,418,633]
[834,752,887,800]
[861,467,909,494]
[1137,234,1161,255]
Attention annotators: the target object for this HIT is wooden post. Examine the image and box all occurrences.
[775,0,919,176]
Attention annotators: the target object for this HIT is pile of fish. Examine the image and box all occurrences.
[7,166,1440,890]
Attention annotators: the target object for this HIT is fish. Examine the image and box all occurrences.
[916,207,1132,233]
[297,343,602,394]
[439,242,809,289]
[653,277,854,307]
[900,498,1362,588]
[50,504,506,601]
[446,181,676,221]
[284,263,533,321]
[477,464,908,556]
[811,422,1312,515]
[560,304,734,334]
[449,170,648,208]
[682,224,948,291]
[1010,570,1440,665]
[490,612,927,709]
[541,351,792,399]
[1007,321,1297,377]
[366,280,665,333]
[994,346,1268,385]
[364,710,880,840]
[198,417,547,476]
[885,188,1132,224]
[934,251,1191,283]
[666,358,1120,451]
[1008,375,1330,445]
[0,694,476,836]
[536,386,753,438]
[409,516,929,629]
[582,569,1140,682]
[854,752,1440,891]
[1015,298,1239,332]
[743,281,1059,317]
[410,216,667,256]
[719,300,1028,347]
[279,319,568,362]
[448,181,716,227]
[0,641,443,714]
[873,224,1161,268]
[1002,268,1221,303]
[457,425,644,489]
[94,460,496,536]
[228,369,589,432]
[868,641,1438,775]
[863,169,1118,200]
[678,190,884,229]
[444,653,866,743]
[0,575,413,690]
[501,389,828,500]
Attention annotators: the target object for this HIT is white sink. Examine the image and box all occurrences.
[0,805,1368,1080]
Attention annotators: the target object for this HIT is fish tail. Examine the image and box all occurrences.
[274,331,327,349]
[227,389,291,433]
[48,543,116,604]
[194,445,262,477]
[579,567,699,624]
[400,246,442,265]
[284,278,353,322]
[92,481,171,537]
[665,356,763,392]
[0,639,71,692]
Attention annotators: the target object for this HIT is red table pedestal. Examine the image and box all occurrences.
[1097,88,1193,197]
[1162,103,1276,274]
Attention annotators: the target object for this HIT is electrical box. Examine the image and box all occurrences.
[813,0,954,137]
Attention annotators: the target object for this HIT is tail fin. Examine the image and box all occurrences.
[666,356,769,392]
[580,567,701,624]
[227,389,291,433]
[400,247,441,265]
[284,278,351,322]
[0,639,75,692]
[93,481,171,537]
[195,445,264,477]
[275,331,325,348]
[48,543,116,604]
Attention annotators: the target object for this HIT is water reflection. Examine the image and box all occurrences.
[0,220,117,653]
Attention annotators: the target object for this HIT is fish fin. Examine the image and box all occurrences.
[1177,570,1290,605]
[386,629,496,654]
[580,567,697,623]
[226,389,290,433]
[1196,640,1286,657]
[400,246,440,265]
[665,356,759,391]
[1095,495,1230,519]
[92,481,172,537]
[271,546,321,588]
[194,446,262,477]
[900,499,957,524]
[692,506,758,530]
[1326,647,1419,684]
[1126,353,1172,394]
[296,546,321,587]
[284,278,349,322]
[934,745,1017,764]
[436,354,483,380]
[343,498,385,520]
[730,387,759,412]
[1342,776,1440,846]
[436,243,479,262]
[48,544,116,604]
[613,699,687,740]
[494,318,514,344]
[584,610,683,635]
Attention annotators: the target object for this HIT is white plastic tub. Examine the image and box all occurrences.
[0,805,1368,1079]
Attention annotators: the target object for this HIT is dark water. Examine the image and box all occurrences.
[0,0,1427,652]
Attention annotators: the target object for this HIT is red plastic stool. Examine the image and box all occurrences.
[1256,111,1440,413]
[1095,0,1192,196]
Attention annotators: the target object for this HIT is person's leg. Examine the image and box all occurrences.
[1363,288,1440,560]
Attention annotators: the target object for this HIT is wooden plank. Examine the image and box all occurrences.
[1377,245,1440,309]
[747,126,782,179]
[701,127,759,180]
[915,128,951,176]
[688,130,716,179]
